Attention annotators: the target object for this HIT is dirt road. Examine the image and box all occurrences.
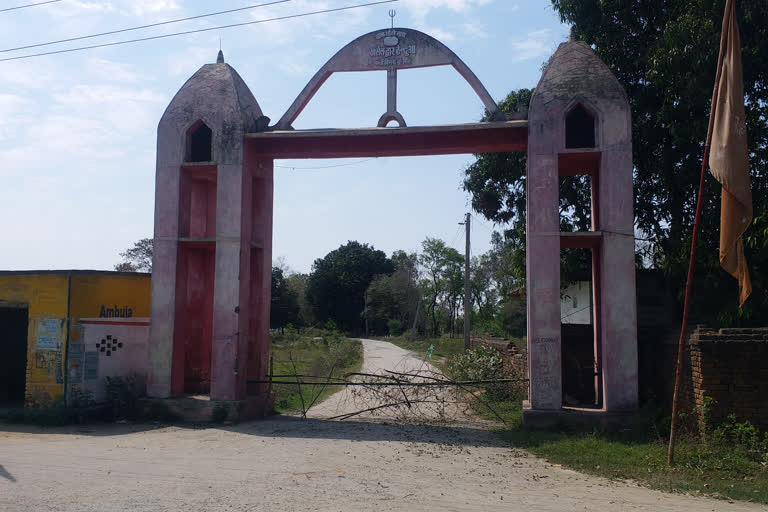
[0,339,764,511]
[307,338,476,422]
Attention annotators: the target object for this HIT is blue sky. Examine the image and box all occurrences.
[0,0,569,273]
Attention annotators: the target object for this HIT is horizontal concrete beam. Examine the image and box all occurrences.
[245,121,527,159]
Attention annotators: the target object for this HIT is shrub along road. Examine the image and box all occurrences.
[0,339,763,511]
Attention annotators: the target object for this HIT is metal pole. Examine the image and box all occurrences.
[668,0,731,465]
[464,212,471,351]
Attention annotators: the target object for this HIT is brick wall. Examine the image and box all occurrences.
[469,335,528,381]
[671,327,768,431]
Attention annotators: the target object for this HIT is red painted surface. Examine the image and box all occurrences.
[243,151,274,397]
[247,123,527,159]
[559,232,603,249]
[172,244,215,395]
[179,165,217,239]
[558,151,601,177]
[591,247,603,407]
[80,320,151,326]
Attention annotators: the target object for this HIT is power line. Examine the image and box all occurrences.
[470,213,497,234]
[0,0,398,63]
[1,0,291,54]
[275,158,377,170]
[0,0,61,13]
[448,224,463,248]
[561,303,592,321]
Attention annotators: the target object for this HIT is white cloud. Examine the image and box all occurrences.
[0,59,60,90]
[51,84,165,137]
[248,0,369,47]
[120,0,181,17]
[0,94,33,141]
[418,26,456,42]
[463,22,488,39]
[85,58,145,83]
[400,0,493,25]
[165,45,214,77]
[509,28,557,62]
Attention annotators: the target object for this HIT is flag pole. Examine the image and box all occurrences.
[667,0,733,466]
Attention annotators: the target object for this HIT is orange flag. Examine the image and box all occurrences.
[708,0,753,307]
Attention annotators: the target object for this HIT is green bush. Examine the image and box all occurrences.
[4,391,96,426]
[387,319,403,336]
[713,415,768,463]
[105,376,142,421]
[212,404,229,423]
[447,345,503,382]
[446,345,526,402]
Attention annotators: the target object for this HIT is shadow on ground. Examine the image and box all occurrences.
[0,415,510,448]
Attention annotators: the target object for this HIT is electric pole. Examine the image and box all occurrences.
[462,212,471,351]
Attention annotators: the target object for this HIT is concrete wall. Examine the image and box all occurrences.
[0,273,69,406]
[67,273,151,404]
[70,318,150,403]
[0,271,151,407]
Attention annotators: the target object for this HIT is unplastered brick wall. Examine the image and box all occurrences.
[678,327,768,431]
[469,335,528,381]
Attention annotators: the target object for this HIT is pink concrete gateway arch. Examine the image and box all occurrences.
[148,29,638,426]
[274,28,508,130]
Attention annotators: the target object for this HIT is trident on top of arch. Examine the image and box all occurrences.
[272,27,508,130]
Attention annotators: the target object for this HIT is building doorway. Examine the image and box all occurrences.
[0,305,29,405]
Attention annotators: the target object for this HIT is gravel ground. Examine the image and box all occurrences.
[0,339,764,512]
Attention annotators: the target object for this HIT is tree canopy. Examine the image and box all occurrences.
[463,0,768,324]
[270,266,300,331]
[306,241,394,333]
[114,238,153,272]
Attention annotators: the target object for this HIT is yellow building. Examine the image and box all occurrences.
[0,271,151,408]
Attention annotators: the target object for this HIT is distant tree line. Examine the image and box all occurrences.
[270,238,527,338]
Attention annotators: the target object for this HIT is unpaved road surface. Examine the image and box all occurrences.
[1,339,764,511]
[307,338,477,422]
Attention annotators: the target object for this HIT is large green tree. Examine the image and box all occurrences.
[270,267,300,331]
[365,251,421,335]
[306,241,394,333]
[464,0,768,324]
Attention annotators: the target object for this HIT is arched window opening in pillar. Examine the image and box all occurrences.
[565,104,596,149]
[186,121,213,162]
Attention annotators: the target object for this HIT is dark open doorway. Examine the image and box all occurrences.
[0,306,29,405]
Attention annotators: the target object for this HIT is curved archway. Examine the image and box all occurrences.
[273,28,506,130]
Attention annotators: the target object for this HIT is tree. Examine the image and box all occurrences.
[365,251,422,336]
[285,272,313,328]
[419,237,449,336]
[270,267,300,331]
[464,1,768,324]
[115,238,153,272]
[306,241,394,333]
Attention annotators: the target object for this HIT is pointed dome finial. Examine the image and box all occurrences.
[569,26,578,42]
[216,49,225,64]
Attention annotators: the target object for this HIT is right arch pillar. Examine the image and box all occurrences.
[525,38,638,422]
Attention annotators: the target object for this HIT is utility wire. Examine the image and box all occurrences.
[1,0,291,54]
[275,158,377,170]
[0,0,61,13]
[0,0,398,63]
[449,224,463,248]
[561,303,592,321]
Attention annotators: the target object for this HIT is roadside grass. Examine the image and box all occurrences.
[269,333,362,414]
[472,398,768,504]
[384,333,527,359]
[382,334,465,361]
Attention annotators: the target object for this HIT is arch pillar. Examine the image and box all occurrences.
[525,37,638,424]
[148,53,273,416]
